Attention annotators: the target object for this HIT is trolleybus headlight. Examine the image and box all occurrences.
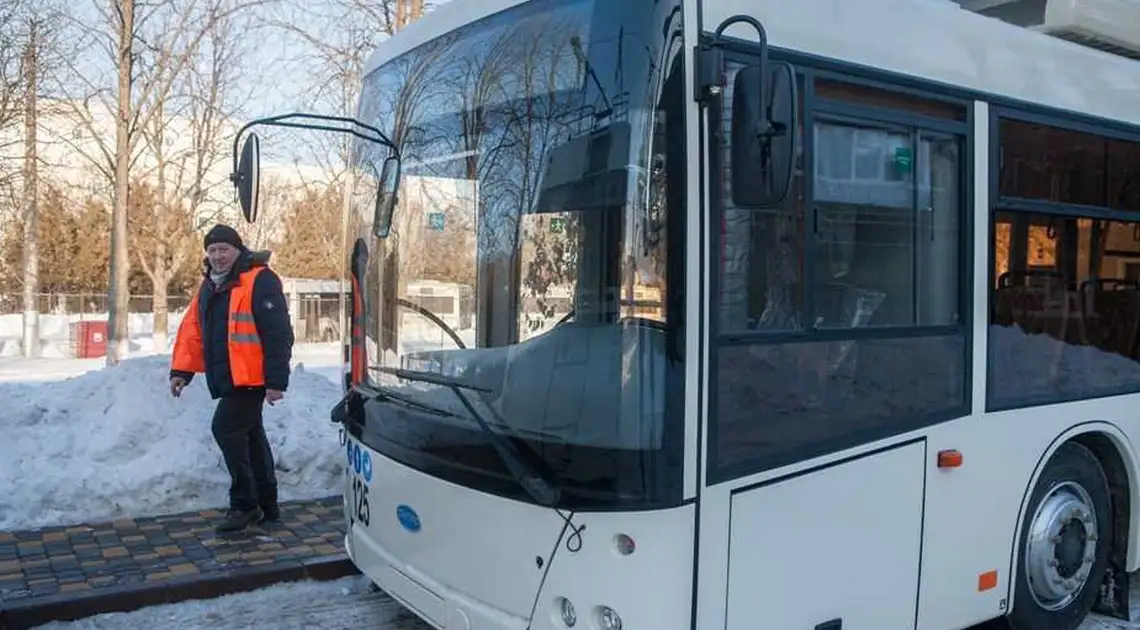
[595,606,622,630]
[556,597,577,627]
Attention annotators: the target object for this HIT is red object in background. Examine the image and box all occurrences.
[70,321,109,358]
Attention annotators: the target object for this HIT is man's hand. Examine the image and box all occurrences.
[266,389,284,405]
[170,376,187,398]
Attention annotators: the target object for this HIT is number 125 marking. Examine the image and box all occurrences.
[351,475,371,527]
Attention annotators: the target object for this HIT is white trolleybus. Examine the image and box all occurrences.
[227,0,1140,628]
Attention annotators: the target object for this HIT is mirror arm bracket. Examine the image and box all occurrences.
[695,15,770,104]
[229,112,400,186]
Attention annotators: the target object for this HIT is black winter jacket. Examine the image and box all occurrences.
[170,249,294,399]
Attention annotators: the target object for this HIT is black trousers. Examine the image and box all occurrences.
[211,389,277,513]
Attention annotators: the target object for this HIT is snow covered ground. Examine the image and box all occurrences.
[28,574,1140,630]
[32,577,429,630]
[0,343,345,531]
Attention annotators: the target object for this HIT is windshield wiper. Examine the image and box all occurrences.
[371,365,561,507]
[371,366,493,393]
[372,385,461,419]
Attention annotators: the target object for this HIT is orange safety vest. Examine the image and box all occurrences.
[171,266,268,387]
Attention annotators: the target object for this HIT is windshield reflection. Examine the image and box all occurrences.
[344,0,687,509]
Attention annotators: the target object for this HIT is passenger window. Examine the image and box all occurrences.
[999,120,1108,208]
[989,214,1140,408]
[813,122,961,328]
[989,118,1140,410]
[717,64,806,334]
[712,70,970,478]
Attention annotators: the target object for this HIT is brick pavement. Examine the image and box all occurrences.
[0,496,358,629]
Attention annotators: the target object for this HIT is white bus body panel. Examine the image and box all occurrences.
[529,505,696,630]
[692,2,1140,629]
[702,0,1140,127]
[345,438,565,627]
[727,441,926,629]
[344,436,696,630]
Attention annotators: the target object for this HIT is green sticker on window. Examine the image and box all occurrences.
[550,217,565,234]
[894,147,913,172]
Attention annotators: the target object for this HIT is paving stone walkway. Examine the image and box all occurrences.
[0,496,354,629]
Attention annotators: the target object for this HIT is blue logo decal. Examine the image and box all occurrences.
[346,441,372,483]
[396,505,421,533]
[360,450,373,483]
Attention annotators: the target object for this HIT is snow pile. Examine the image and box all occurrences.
[33,576,425,630]
[0,354,346,531]
[988,325,1140,406]
[716,334,965,465]
[714,324,1140,465]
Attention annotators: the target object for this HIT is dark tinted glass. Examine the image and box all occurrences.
[713,76,969,476]
[716,335,966,471]
[998,119,1140,210]
[989,212,1140,408]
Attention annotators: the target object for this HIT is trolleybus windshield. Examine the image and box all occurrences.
[344,0,688,509]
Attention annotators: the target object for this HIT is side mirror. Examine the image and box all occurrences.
[233,133,261,223]
[373,155,401,238]
[730,62,798,208]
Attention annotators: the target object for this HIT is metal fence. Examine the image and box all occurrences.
[0,294,193,316]
[0,293,345,344]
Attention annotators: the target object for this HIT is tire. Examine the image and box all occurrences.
[1008,442,1112,630]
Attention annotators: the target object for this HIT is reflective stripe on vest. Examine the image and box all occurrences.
[228,267,266,387]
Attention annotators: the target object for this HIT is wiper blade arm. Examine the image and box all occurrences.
[374,386,461,418]
[371,365,560,507]
[371,366,493,393]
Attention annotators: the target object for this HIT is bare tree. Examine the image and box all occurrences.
[47,0,267,364]
[234,172,292,251]
[134,11,252,352]
[268,0,436,182]
[0,2,27,211]
[0,1,67,356]
[104,0,135,364]
[20,17,39,356]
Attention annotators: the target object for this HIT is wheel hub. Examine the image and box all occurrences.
[1024,481,1098,611]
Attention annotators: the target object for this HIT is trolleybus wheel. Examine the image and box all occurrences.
[1008,442,1112,630]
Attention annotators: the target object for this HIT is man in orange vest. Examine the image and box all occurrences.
[169,224,295,533]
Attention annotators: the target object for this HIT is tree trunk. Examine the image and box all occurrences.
[21,20,39,358]
[152,242,168,353]
[151,99,168,356]
[106,0,134,366]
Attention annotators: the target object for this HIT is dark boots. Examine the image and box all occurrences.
[259,486,279,523]
[216,507,264,532]
[214,498,275,533]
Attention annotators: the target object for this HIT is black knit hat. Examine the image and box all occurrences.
[204,224,243,250]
